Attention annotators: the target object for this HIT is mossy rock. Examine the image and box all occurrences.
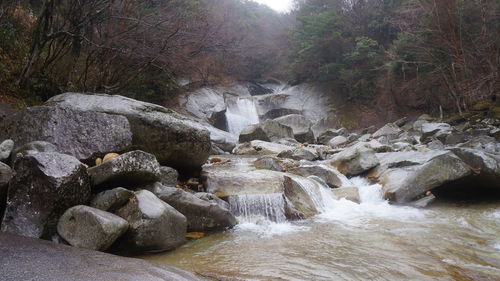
[472,100,493,111]
[491,106,500,119]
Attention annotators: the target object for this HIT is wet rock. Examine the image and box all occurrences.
[372,123,402,139]
[1,152,91,239]
[409,194,436,208]
[330,142,379,176]
[144,183,236,232]
[0,139,14,162]
[202,162,285,197]
[115,190,187,253]
[0,106,132,162]
[369,151,471,203]
[277,147,319,161]
[254,155,299,172]
[87,150,161,187]
[288,164,348,188]
[0,233,205,281]
[233,140,294,156]
[194,192,230,211]
[206,126,238,152]
[317,128,348,144]
[47,93,211,170]
[273,114,315,143]
[158,166,179,186]
[283,175,323,217]
[328,136,348,148]
[331,187,360,203]
[90,187,134,212]
[57,205,128,251]
[239,120,294,143]
[427,139,445,150]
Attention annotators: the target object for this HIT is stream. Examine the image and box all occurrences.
[142,177,500,280]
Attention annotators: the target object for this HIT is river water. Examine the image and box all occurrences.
[142,180,500,280]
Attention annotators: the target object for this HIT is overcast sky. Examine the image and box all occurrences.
[253,0,293,12]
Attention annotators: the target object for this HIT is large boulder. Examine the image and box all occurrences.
[368,151,471,203]
[288,164,349,188]
[87,151,161,187]
[0,233,206,281]
[283,175,325,217]
[233,140,295,156]
[10,141,58,164]
[47,93,211,170]
[328,136,348,148]
[158,166,179,186]
[239,120,294,143]
[1,152,91,239]
[420,123,453,143]
[331,187,360,203]
[330,142,379,176]
[449,148,500,177]
[273,114,315,143]
[114,190,186,253]
[90,187,135,212]
[0,106,132,162]
[57,205,128,251]
[0,139,14,162]
[144,183,236,232]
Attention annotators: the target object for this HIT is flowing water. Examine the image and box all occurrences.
[142,177,500,280]
[225,98,260,135]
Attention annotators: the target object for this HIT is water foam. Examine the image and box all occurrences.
[225,98,259,135]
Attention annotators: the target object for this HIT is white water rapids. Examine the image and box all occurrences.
[225,97,260,135]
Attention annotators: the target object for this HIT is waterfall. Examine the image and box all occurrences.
[291,176,336,213]
[228,193,287,223]
[225,98,260,135]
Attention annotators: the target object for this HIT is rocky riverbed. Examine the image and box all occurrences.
[0,90,499,280]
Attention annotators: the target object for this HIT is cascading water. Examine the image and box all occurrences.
[228,193,286,223]
[225,97,260,135]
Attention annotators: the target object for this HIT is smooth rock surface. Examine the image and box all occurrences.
[330,142,379,176]
[317,128,348,144]
[239,120,295,143]
[0,233,205,281]
[331,187,360,203]
[277,147,319,161]
[372,123,402,139]
[57,205,129,251]
[0,139,14,162]
[273,114,315,143]
[288,164,348,188]
[47,93,211,170]
[10,141,58,164]
[145,183,236,232]
[1,152,91,239]
[88,150,161,187]
[90,187,135,212]
[233,140,295,156]
[0,106,132,162]
[115,190,187,253]
[254,155,299,172]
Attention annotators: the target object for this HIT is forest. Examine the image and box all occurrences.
[0,0,499,115]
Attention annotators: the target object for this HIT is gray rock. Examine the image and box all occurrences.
[0,106,132,162]
[369,151,471,203]
[392,142,413,152]
[449,147,500,176]
[0,162,14,220]
[275,137,301,147]
[47,93,211,170]
[57,205,128,251]
[317,128,348,144]
[115,190,187,253]
[409,194,436,208]
[283,175,324,217]
[1,152,91,239]
[0,233,205,281]
[372,123,402,139]
[394,117,409,127]
[0,139,14,162]
[273,114,315,143]
[239,120,295,143]
[254,155,299,172]
[277,147,319,161]
[458,136,499,154]
[420,122,452,143]
[288,164,349,188]
[367,140,394,153]
[145,183,236,232]
[90,187,134,212]
[194,192,230,211]
[159,166,179,186]
[328,136,348,148]
[330,142,379,176]
[427,139,445,150]
[233,140,294,156]
[10,141,58,164]
[331,187,360,203]
[88,151,161,187]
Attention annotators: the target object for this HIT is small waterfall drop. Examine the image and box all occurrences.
[228,193,286,223]
[225,98,259,135]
